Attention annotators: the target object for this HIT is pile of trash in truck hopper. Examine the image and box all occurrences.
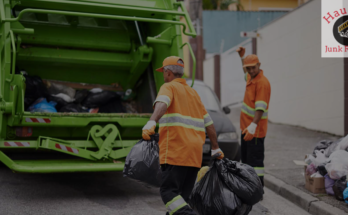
[23,73,137,114]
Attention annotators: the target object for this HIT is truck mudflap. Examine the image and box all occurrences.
[0,124,138,173]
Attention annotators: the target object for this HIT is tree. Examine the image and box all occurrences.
[203,0,244,11]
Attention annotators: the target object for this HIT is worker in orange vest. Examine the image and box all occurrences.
[237,47,271,187]
[142,56,223,215]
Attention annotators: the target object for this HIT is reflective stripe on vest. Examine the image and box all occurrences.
[254,167,265,176]
[166,195,187,215]
[159,113,205,132]
[255,101,267,112]
[241,103,268,119]
[154,95,171,107]
[204,113,213,127]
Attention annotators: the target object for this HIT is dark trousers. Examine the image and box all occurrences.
[160,164,199,215]
[241,133,265,186]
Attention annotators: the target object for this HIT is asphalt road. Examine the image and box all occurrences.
[0,165,310,215]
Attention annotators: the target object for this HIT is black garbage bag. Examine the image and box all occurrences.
[190,160,252,215]
[99,99,125,113]
[317,165,328,177]
[59,104,86,113]
[47,95,69,110]
[82,91,121,108]
[24,75,49,109]
[74,90,89,104]
[333,176,347,201]
[216,159,264,205]
[123,134,161,187]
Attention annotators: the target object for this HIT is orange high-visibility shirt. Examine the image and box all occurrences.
[153,78,213,168]
[241,70,271,138]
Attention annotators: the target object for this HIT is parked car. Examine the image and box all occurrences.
[186,80,241,162]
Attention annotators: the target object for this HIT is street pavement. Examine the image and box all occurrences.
[227,105,347,213]
[0,163,310,215]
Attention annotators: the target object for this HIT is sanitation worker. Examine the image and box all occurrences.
[142,56,223,215]
[236,47,271,187]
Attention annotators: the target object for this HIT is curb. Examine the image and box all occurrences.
[264,174,347,215]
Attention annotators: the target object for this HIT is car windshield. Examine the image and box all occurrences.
[192,84,221,111]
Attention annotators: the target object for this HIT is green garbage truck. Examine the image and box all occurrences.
[0,0,196,173]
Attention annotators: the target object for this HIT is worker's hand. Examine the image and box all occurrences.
[211,148,224,160]
[242,122,257,141]
[142,120,156,140]
[236,47,246,58]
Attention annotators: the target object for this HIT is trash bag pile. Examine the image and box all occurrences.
[24,74,138,113]
[123,134,162,187]
[305,136,348,202]
[190,158,263,215]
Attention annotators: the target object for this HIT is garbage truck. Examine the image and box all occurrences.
[0,0,197,173]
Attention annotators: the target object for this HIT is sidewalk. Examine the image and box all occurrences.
[228,106,347,214]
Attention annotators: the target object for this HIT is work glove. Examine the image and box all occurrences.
[236,47,246,58]
[242,122,257,141]
[142,120,156,140]
[211,148,224,160]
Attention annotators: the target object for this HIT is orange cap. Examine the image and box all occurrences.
[156,56,184,72]
[243,54,260,68]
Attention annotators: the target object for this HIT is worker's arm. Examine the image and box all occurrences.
[242,110,263,141]
[253,110,263,125]
[142,102,167,140]
[237,47,247,74]
[206,124,219,150]
[150,102,167,122]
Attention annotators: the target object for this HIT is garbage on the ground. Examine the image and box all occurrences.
[333,176,347,201]
[306,163,317,176]
[325,150,348,180]
[123,134,161,187]
[45,81,76,99]
[324,174,335,195]
[318,165,328,177]
[313,140,333,157]
[304,168,326,194]
[325,138,344,157]
[343,182,348,204]
[314,150,328,164]
[28,98,57,113]
[190,159,253,215]
[302,137,348,196]
[311,172,323,178]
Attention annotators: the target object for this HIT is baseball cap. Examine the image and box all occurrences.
[243,54,260,68]
[156,56,184,72]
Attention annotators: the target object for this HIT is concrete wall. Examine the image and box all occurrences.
[203,56,215,90]
[257,0,344,135]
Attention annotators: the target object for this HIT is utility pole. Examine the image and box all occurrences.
[188,0,204,81]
